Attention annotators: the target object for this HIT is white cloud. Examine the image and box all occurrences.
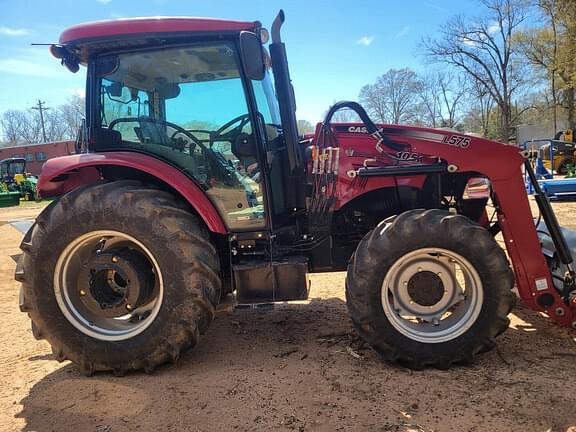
[0,58,58,77]
[357,36,374,47]
[488,24,500,34]
[97,0,112,4]
[65,88,86,98]
[0,26,29,37]
[424,2,450,13]
[395,26,410,39]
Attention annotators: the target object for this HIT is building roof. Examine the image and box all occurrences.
[60,17,259,45]
[0,140,74,151]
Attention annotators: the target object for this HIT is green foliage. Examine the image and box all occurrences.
[515,0,576,128]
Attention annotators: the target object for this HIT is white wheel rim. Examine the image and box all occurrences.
[53,230,164,341]
[381,248,484,343]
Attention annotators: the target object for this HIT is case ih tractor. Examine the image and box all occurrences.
[15,11,576,375]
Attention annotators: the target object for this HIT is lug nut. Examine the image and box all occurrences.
[126,304,133,311]
[556,307,566,316]
[417,267,422,272]
[571,321,576,330]
[112,256,118,263]
[437,272,442,276]
[79,290,86,296]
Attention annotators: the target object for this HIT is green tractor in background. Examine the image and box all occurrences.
[0,158,39,205]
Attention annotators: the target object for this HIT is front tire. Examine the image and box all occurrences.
[18,180,221,375]
[346,209,515,369]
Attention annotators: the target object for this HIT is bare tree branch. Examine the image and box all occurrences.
[421,0,528,140]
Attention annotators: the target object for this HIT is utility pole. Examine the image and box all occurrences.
[31,99,50,143]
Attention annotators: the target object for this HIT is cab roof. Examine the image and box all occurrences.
[60,16,260,45]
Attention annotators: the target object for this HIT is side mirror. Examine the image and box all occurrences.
[75,118,86,153]
[107,82,123,97]
[239,31,265,81]
[49,44,80,73]
[233,133,257,158]
[156,83,181,99]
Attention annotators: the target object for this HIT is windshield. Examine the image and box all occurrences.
[2,160,25,176]
[255,71,281,126]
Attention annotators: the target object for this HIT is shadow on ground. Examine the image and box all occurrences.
[16,297,576,432]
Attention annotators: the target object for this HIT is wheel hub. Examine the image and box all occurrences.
[389,256,461,320]
[77,250,154,318]
[407,271,445,306]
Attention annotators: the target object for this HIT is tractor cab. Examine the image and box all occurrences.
[54,16,303,236]
[539,140,576,175]
[45,14,310,305]
[1,157,26,183]
[0,158,38,201]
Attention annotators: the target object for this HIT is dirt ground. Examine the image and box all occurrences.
[2,201,576,432]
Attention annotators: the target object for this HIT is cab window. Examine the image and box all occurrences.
[97,43,265,230]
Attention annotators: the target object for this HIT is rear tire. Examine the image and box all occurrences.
[18,180,221,375]
[345,209,515,369]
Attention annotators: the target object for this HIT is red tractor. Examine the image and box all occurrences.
[16,11,576,375]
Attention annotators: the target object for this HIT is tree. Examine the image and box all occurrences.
[359,68,421,124]
[417,72,466,128]
[422,0,528,141]
[462,79,497,137]
[417,74,442,128]
[329,108,360,123]
[555,0,576,127]
[297,119,314,135]
[0,110,26,145]
[18,110,43,144]
[322,101,361,123]
[0,97,85,146]
[58,95,85,139]
[516,1,563,132]
[515,0,576,130]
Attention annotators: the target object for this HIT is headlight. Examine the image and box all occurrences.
[462,177,491,200]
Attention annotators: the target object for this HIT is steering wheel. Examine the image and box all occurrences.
[109,117,203,151]
[212,114,251,141]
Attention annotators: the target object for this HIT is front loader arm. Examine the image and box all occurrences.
[342,124,576,327]
[493,171,573,326]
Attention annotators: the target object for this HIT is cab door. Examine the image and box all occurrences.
[96,42,268,231]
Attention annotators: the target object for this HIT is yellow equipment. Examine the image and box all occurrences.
[539,140,576,174]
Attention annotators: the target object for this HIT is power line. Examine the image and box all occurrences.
[31,100,50,143]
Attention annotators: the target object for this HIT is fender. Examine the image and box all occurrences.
[38,152,227,234]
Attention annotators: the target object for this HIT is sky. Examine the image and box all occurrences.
[0,0,486,125]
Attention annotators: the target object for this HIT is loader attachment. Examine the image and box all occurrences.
[525,160,576,302]
[537,222,576,302]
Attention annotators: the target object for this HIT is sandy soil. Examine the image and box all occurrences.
[2,201,576,432]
